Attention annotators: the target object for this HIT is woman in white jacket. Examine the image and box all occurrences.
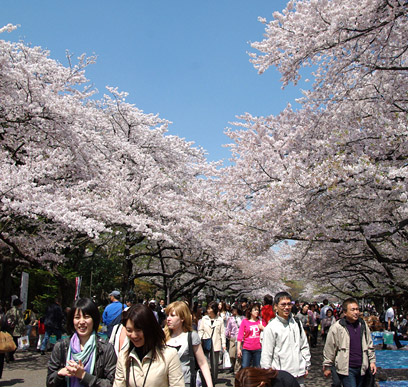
[113,304,184,387]
[198,301,226,384]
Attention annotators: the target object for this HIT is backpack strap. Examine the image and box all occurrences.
[294,316,303,338]
[109,323,121,345]
[188,331,197,386]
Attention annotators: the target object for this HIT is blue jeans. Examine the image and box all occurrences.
[40,328,62,351]
[241,349,261,368]
[26,325,32,338]
[338,367,363,387]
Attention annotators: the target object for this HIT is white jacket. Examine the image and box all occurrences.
[260,314,311,378]
[109,324,129,356]
[198,315,226,352]
[113,345,185,387]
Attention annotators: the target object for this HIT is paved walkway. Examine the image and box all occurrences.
[0,340,330,387]
[0,349,48,387]
[2,338,406,387]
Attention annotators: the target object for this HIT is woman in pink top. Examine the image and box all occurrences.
[236,302,264,368]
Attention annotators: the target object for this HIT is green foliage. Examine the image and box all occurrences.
[133,279,156,300]
[24,268,60,314]
[284,279,304,301]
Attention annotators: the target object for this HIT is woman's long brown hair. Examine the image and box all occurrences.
[235,367,279,387]
[122,303,165,368]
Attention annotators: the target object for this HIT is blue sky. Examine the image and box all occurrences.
[1,1,303,162]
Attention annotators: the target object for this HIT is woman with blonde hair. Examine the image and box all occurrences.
[165,301,213,387]
[113,304,184,387]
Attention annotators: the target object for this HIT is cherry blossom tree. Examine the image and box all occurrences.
[220,0,408,300]
[0,26,227,296]
[1,24,279,303]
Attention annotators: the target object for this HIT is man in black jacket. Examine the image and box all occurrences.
[40,298,63,355]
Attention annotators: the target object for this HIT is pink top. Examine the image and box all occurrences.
[237,319,262,350]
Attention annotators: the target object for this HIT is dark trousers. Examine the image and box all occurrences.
[0,353,4,378]
[310,326,318,347]
[40,327,62,351]
[203,347,219,384]
[338,367,363,387]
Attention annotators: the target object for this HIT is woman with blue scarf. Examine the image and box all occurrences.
[47,298,117,386]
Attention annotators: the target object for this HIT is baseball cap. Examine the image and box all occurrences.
[109,290,120,298]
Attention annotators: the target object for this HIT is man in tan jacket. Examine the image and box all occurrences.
[323,298,376,387]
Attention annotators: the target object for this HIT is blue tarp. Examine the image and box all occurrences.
[375,350,408,369]
[379,381,408,387]
[372,332,408,347]
[372,334,408,386]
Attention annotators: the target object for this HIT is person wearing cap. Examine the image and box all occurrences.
[103,291,126,338]
[5,298,26,362]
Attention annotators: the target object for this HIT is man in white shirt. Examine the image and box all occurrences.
[383,304,403,349]
[261,291,311,386]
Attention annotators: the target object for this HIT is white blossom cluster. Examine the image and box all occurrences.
[219,0,408,298]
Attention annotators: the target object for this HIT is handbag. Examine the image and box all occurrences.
[202,326,215,352]
[222,349,231,369]
[0,331,17,353]
[383,331,394,345]
[202,338,212,352]
[18,335,30,350]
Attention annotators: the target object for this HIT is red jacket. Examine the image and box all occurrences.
[261,305,275,327]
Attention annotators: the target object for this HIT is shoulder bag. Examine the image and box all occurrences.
[188,331,198,386]
[0,330,17,353]
[202,325,215,352]
[189,331,207,387]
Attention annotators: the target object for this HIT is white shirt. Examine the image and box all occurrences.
[385,307,395,325]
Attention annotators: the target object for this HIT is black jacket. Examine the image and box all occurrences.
[46,336,117,387]
[270,370,300,387]
[44,303,64,330]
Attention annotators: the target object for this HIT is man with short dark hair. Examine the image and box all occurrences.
[261,291,311,386]
[291,300,300,315]
[157,299,166,326]
[383,303,403,349]
[323,298,376,387]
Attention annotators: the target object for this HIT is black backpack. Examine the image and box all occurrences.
[293,316,303,338]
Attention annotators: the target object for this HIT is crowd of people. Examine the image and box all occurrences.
[0,291,406,387]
